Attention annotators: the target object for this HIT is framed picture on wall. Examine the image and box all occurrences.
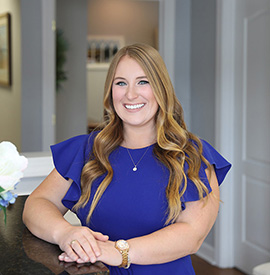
[0,13,11,87]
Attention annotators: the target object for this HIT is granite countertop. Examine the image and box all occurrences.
[0,196,109,275]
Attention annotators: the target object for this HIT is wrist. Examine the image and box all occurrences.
[115,240,131,269]
[53,221,72,244]
[113,245,123,266]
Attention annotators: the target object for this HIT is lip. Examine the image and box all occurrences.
[124,103,145,110]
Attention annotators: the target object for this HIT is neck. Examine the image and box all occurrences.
[122,125,157,149]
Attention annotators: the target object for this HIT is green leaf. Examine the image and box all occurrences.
[0,186,5,193]
[56,28,69,92]
[0,205,7,225]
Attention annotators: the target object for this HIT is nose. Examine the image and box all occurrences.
[125,86,138,100]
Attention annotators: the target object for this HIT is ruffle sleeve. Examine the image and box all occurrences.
[50,133,96,210]
[181,139,232,206]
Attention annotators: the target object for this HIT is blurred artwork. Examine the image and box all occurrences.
[0,13,11,86]
[87,35,125,64]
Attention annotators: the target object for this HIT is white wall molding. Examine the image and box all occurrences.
[41,0,56,151]
[214,0,236,268]
[18,153,81,225]
[158,0,175,86]
[197,241,215,265]
[17,154,53,196]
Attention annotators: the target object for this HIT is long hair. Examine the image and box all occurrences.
[73,44,209,225]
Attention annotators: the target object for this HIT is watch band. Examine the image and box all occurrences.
[115,240,131,269]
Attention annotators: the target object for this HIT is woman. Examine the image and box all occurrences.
[23,44,231,274]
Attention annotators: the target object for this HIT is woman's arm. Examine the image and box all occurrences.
[90,164,220,266]
[127,165,220,265]
[59,165,220,266]
[23,169,108,263]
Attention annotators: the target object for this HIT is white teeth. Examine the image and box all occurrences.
[125,104,145,110]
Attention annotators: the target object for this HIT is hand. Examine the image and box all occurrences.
[59,240,122,267]
[56,224,108,263]
[96,240,122,266]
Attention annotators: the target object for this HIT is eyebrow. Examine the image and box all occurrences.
[113,76,148,81]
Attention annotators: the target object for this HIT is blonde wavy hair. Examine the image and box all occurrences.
[74,43,209,225]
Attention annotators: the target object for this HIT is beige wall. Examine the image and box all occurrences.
[0,0,21,150]
[88,0,159,48]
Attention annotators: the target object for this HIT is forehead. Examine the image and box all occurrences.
[114,55,146,77]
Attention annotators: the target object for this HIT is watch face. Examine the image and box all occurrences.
[117,240,129,250]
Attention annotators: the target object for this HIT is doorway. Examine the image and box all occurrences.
[86,0,159,127]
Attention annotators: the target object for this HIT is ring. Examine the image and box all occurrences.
[70,240,77,246]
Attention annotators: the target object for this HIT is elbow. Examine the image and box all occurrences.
[190,233,208,255]
[22,200,28,225]
[190,240,203,255]
[22,196,32,227]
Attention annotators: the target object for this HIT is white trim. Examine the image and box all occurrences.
[214,0,236,268]
[16,154,54,196]
[41,0,56,151]
[158,0,175,86]
[196,242,216,266]
[18,153,81,226]
[23,153,53,178]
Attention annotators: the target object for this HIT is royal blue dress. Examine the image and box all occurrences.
[51,132,231,275]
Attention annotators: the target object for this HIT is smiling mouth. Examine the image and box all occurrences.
[124,104,145,110]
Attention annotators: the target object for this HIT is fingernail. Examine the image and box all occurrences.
[90,256,96,263]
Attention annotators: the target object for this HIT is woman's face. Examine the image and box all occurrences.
[112,55,159,132]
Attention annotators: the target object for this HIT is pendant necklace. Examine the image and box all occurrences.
[126,146,150,172]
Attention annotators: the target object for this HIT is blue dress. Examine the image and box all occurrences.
[51,132,231,275]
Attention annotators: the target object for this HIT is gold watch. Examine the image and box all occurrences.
[115,239,131,269]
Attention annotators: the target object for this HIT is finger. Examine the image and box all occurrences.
[59,252,76,263]
[63,244,80,262]
[58,252,67,261]
[59,252,74,262]
[82,234,103,259]
[71,239,97,263]
[59,252,87,265]
[91,230,109,241]
[76,258,86,264]
[75,233,101,260]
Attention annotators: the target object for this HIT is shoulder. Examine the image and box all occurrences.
[199,139,232,185]
[199,139,231,166]
[50,131,100,166]
[54,131,99,147]
[51,131,99,153]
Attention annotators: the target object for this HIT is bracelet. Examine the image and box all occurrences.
[115,240,131,269]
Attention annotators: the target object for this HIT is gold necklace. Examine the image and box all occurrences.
[126,146,150,172]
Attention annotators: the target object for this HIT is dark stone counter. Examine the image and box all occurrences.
[0,196,109,275]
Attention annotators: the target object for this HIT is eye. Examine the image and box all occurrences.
[138,80,149,85]
[115,81,127,86]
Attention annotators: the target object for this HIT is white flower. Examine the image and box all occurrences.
[0,141,28,192]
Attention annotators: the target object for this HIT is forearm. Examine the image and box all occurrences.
[127,167,219,265]
[128,222,202,265]
[23,196,71,245]
[24,196,109,264]
[23,169,109,264]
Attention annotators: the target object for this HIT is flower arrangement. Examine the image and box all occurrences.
[0,141,28,223]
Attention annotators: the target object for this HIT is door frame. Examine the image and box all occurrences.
[214,0,236,268]
[21,2,237,269]
[158,0,176,86]
[20,0,239,269]
[19,0,176,192]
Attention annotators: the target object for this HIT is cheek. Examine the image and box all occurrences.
[148,90,159,109]
[112,87,121,106]
[112,88,125,118]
